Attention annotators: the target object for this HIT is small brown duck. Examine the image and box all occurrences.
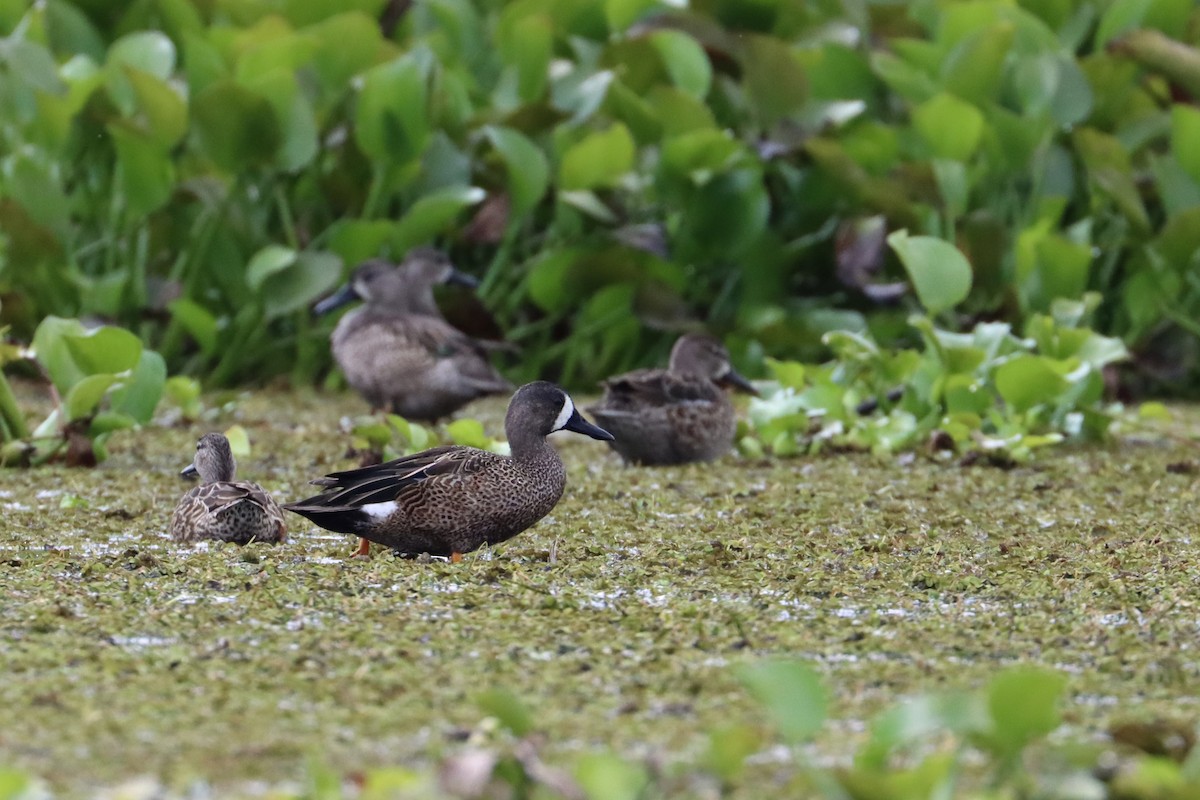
[170,433,287,544]
[284,382,613,559]
[588,333,758,465]
[315,248,512,421]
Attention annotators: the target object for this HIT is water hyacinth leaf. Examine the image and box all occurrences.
[64,374,119,421]
[741,34,807,126]
[124,67,188,147]
[4,150,71,236]
[737,660,827,741]
[224,424,251,458]
[0,37,65,94]
[679,168,769,258]
[64,325,143,378]
[306,11,384,96]
[498,10,551,102]
[985,667,1067,753]
[245,245,298,292]
[704,724,761,782]
[560,123,635,190]
[1095,0,1154,48]
[393,186,485,251]
[355,55,429,166]
[649,30,711,99]
[109,349,166,423]
[327,220,396,267]
[109,124,175,217]
[475,688,533,736]
[1171,105,1200,185]
[912,93,984,161]
[261,251,344,319]
[485,126,549,216]
[994,355,1068,413]
[191,79,281,171]
[445,418,491,449]
[940,22,1013,101]
[605,0,660,32]
[887,231,972,316]
[105,31,176,115]
[168,299,218,356]
[576,753,649,800]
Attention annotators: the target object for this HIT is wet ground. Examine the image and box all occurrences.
[2,386,1198,796]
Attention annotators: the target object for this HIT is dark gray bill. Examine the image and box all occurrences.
[564,410,614,441]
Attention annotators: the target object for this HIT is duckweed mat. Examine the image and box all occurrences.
[2,389,1198,796]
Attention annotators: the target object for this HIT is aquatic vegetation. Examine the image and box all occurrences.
[1,390,1199,797]
[0,316,164,466]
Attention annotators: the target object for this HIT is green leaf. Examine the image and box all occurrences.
[741,34,807,126]
[559,124,635,190]
[109,124,176,217]
[678,168,769,259]
[191,80,282,171]
[485,126,550,216]
[605,0,661,32]
[355,55,429,165]
[940,22,1013,101]
[261,251,344,320]
[650,30,711,99]
[168,299,219,356]
[575,753,649,800]
[1171,104,1200,185]
[912,93,984,161]
[64,326,143,378]
[124,67,188,147]
[110,350,166,424]
[393,186,486,251]
[985,667,1067,753]
[887,230,973,316]
[224,424,251,458]
[737,660,827,742]
[246,245,298,292]
[64,374,118,421]
[475,688,533,736]
[1096,0,1153,48]
[105,31,176,116]
[994,355,1069,413]
[497,10,552,102]
[0,38,64,94]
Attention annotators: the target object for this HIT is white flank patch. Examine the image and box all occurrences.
[360,501,398,519]
[551,394,575,431]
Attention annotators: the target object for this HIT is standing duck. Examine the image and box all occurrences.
[170,433,287,544]
[315,248,512,421]
[587,333,758,465]
[284,382,613,559]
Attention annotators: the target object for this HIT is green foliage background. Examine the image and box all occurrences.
[2,0,1200,392]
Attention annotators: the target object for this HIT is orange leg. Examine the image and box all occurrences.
[354,538,371,557]
[451,551,462,564]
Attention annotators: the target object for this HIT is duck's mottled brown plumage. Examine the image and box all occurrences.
[170,433,286,545]
[588,333,758,465]
[318,249,511,421]
[283,382,613,558]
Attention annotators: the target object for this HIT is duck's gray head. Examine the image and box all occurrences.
[397,247,479,291]
[181,432,236,484]
[669,334,758,395]
[315,250,478,316]
[508,381,614,441]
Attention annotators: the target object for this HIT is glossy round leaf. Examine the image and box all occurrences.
[1171,104,1200,185]
[912,92,984,161]
[110,350,166,424]
[109,124,175,217]
[887,230,973,316]
[261,251,344,319]
[737,660,827,742]
[64,374,119,422]
[393,186,486,251]
[649,30,711,99]
[994,355,1069,413]
[355,56,429,165]
[559,124,635,190]
[485,126,549,216]
[191,80,282,171]
[245,245,298,292]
